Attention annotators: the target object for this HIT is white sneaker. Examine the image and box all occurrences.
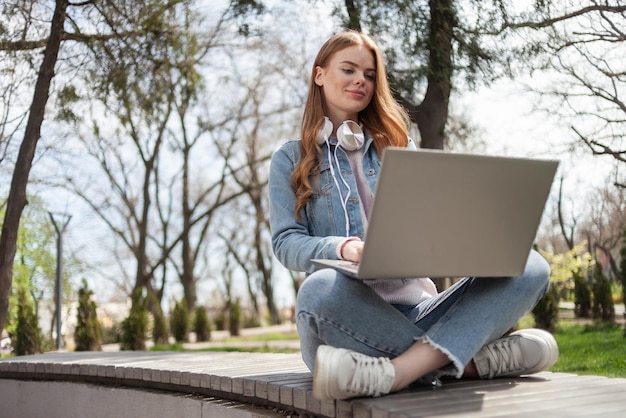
[473,328,559,379]
[312,345,395,400]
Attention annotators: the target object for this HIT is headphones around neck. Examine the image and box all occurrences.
[316,117,365,151]
[314,117,365,237]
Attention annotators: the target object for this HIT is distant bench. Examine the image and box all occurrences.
[2,351,626,417]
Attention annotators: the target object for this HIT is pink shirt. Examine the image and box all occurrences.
[346,148,439,305]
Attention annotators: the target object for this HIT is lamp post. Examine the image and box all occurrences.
[49,212,71,351]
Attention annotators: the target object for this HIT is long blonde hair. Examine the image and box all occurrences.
[293,31,410,218]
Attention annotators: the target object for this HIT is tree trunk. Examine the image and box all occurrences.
[344,0,362,31]
[411,0,454,150]
[0,0,68,333]
[181,144,197,311]
[344,0,454,150]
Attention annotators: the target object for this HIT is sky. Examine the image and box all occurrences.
[459,79,615,195]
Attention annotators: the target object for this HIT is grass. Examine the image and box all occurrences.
[150,342,300,354]
[221,331,300,342]
[517,310,626,378]
[150,331,301,354]
[551,321,626,378]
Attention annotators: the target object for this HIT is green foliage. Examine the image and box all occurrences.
[591,263,615,322]
[120,289,149,351]
[244,314,261,329]
[214,311,226,331]
[551,323,625,378]
[532,284,560,333]
[193,305,211,342]
[13,287,42,356]
[101,323,122,345]
[573,269,592,318]
[2,199,56,337]
[152,305,169,345]
[229,299,242,337]
[170,298,189,343]
[55,84,81,123]
[74,279,102,351]
[150,342,185,352]
[540,245,595,300]
[620,228,626,336]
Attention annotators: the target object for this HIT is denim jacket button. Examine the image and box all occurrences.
[367,169,375,175]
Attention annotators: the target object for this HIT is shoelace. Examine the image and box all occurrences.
[482,336,525,378]
[347,352,387,397]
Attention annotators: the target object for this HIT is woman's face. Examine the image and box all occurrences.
[314,44,376,127]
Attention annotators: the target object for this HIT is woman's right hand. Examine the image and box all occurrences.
[341,239,364,263]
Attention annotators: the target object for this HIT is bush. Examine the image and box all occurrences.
[120,289,149,351]
[170,299,189,342]
[152,307,169,345]
[244,314,261,329]
[12,287,42,356]
[74,279,102,351]
[214,311,226,331]
[592,263,615,322]
[620,228,626,336]
[229,299,242,337]
[193,306,211,342]
[532,284,560,333]
[101,323,122,345]
[573,269,591,318]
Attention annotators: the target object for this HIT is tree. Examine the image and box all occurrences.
[540,243,594,300]
[193,305,211,342]
[1,197,60,339]
[211,40,292,324]
[340,0,455,150]
[152,306,169,345]
[0,0,198,343]
[580,185,626,282]
[573,269,592,319]
[532,285,559,333]
[500,3,626,310]
[12,286,42,356]
[229,297,242,337]
[591,261,615,323]
[619,228,626,337]
[337,1,570,151]
[522,3,626,170]
[67,10,181,338]
[54,2,270,322]
[170,298,189,343]
[0,0,68,339]
[120,289,149,351]
[74,279,102,351]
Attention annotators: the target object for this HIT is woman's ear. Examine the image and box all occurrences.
[314,66,324,86]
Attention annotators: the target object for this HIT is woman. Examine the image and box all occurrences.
[269,31,558,401]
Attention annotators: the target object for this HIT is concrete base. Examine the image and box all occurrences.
[0,379,287,418]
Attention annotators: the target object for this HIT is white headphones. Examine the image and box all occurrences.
[316,117,365,151]
[316,117,365,236]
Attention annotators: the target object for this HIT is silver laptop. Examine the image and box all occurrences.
[311,148,559,279]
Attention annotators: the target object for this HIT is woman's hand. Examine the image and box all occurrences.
[341,239,364,263]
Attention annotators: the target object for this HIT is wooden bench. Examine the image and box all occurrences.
[1,351,626,417]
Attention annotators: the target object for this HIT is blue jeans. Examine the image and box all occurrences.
[296,250,550,378]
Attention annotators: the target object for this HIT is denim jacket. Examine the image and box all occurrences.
[269,131,415,274]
